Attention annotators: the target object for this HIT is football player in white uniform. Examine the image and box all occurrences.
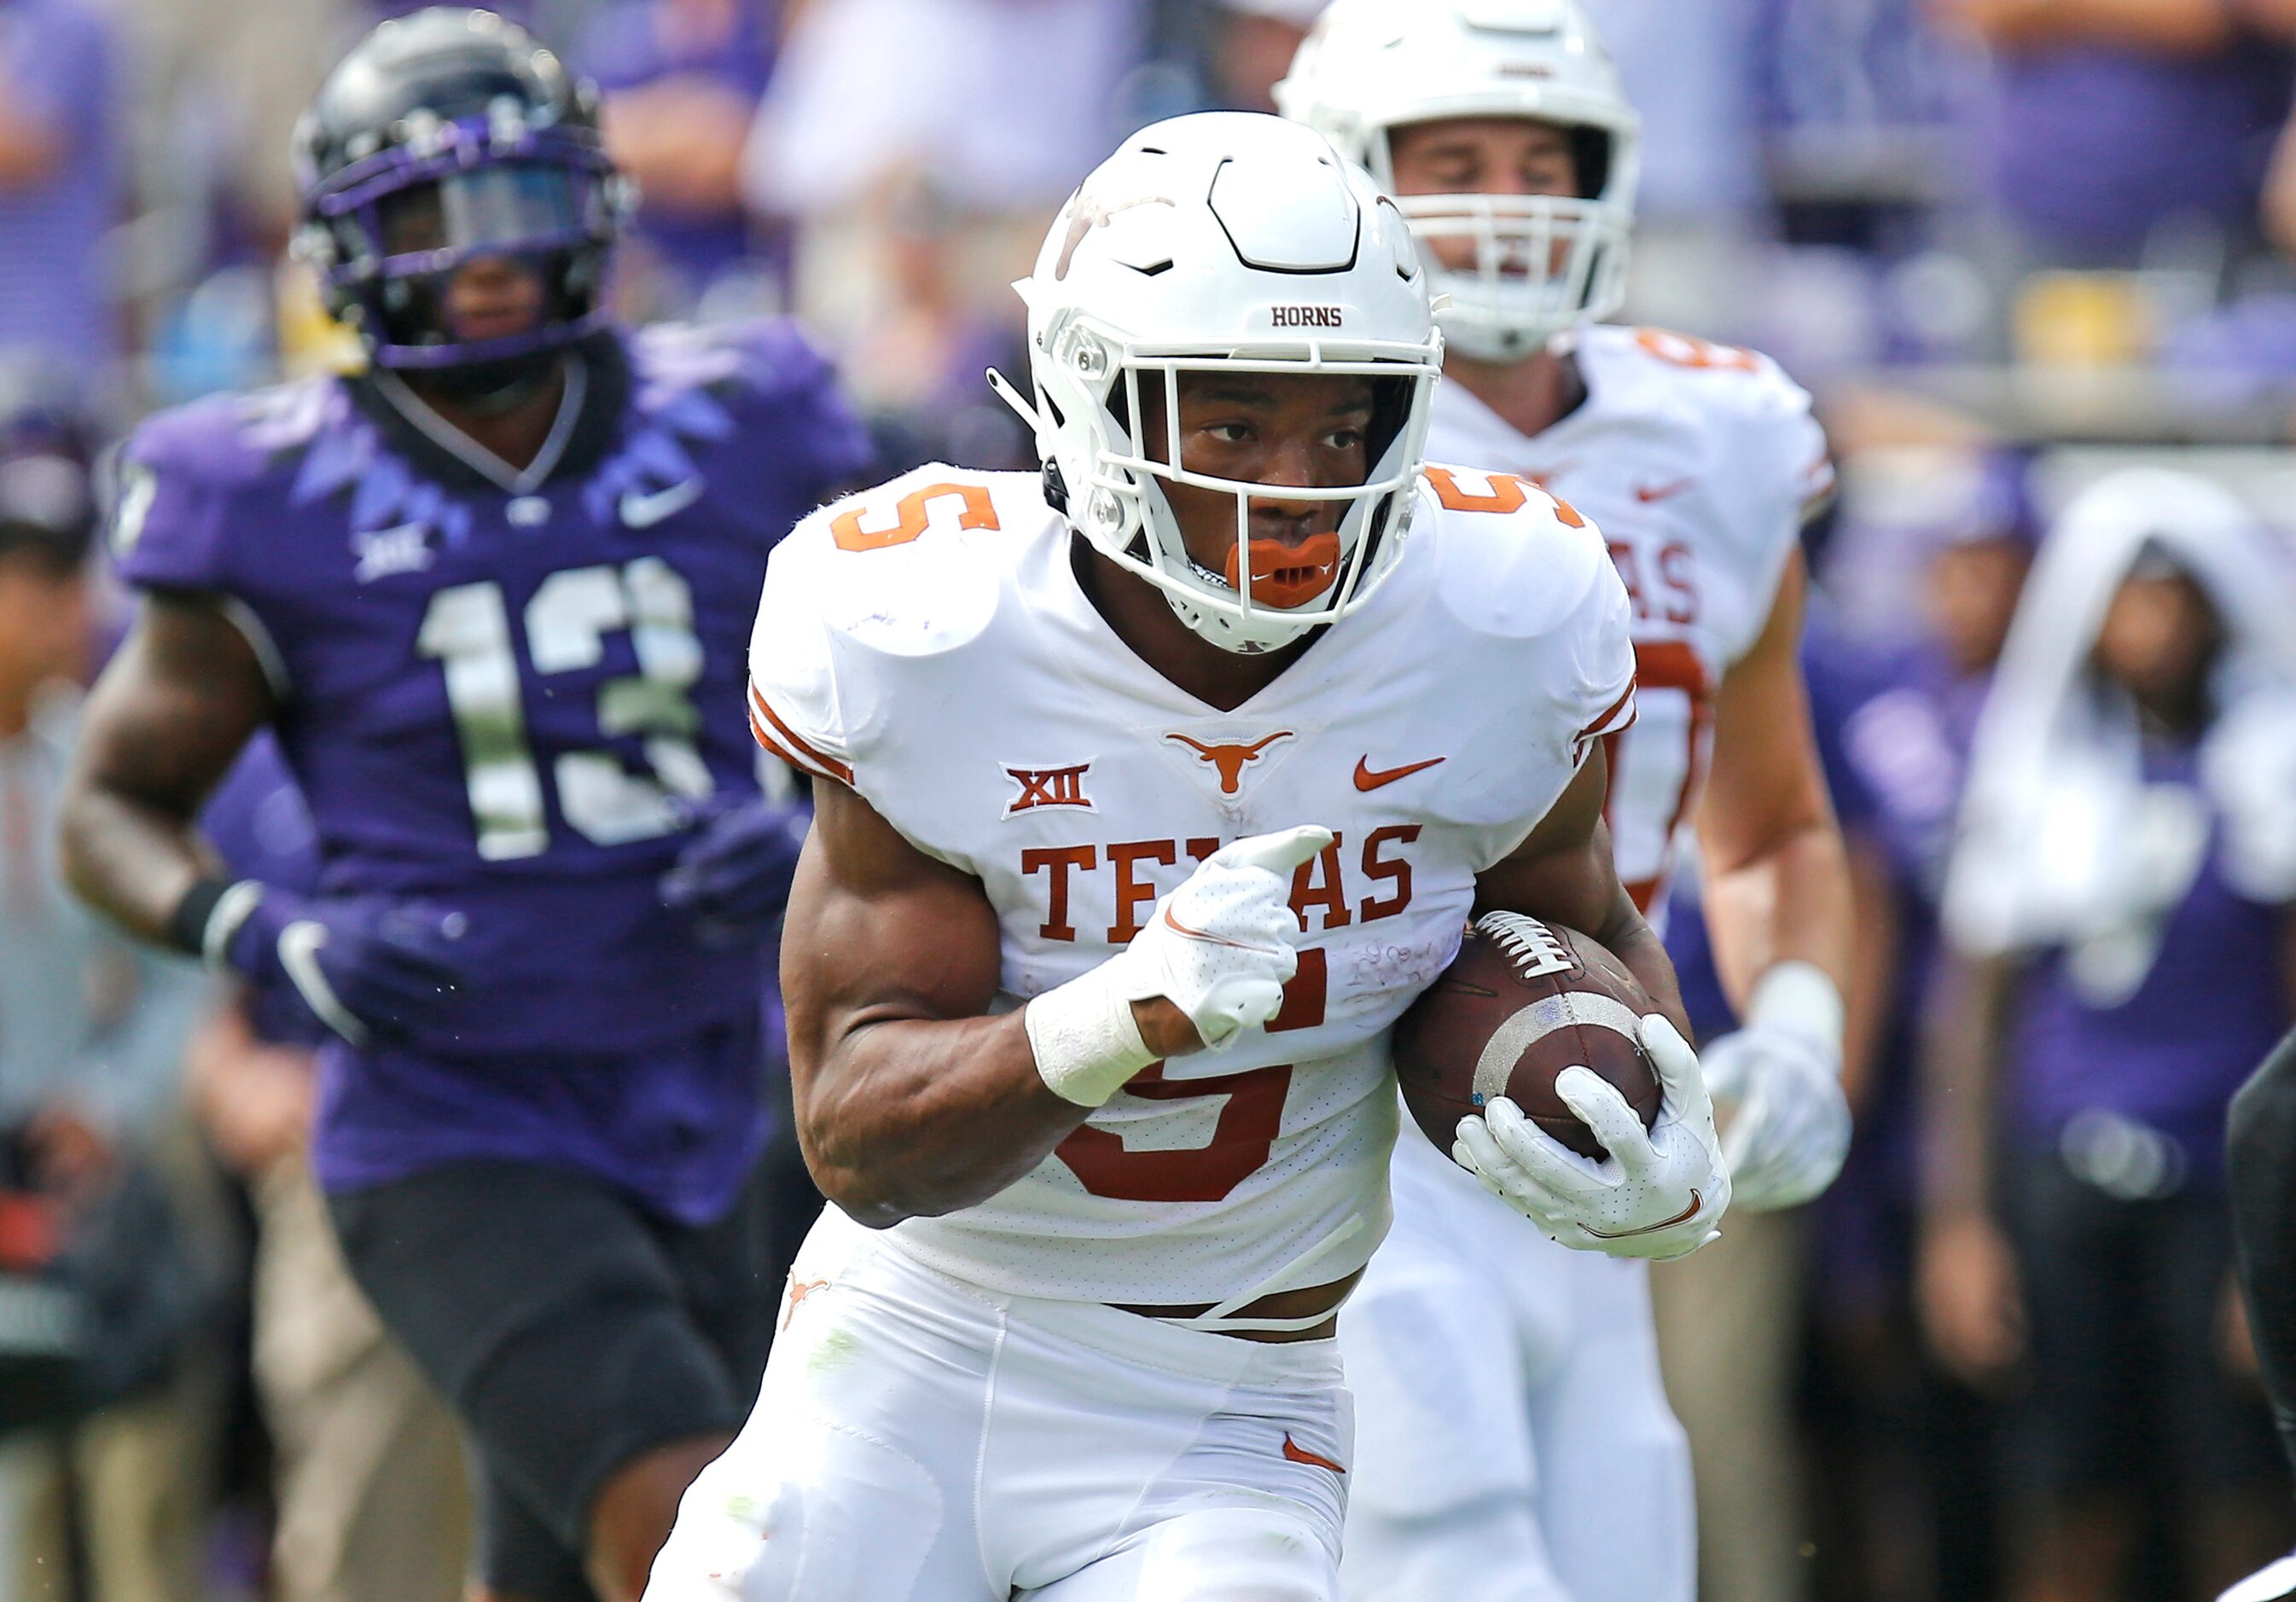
[644,112,1732,1601]
[1282,3,1857,1599]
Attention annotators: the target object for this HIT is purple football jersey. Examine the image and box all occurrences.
[112,320,871,1218]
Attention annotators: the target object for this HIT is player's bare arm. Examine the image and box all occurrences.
[782,777,1100,1228]
[1694,551,1851,1006]
[1916,950,2026,1384]
[1689,549,1857,1210]
[1473,743,1690,1040]
[59,591,273,937]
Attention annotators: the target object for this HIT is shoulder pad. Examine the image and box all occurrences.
[1582,323,1834,559]
[750,467,1049,788]
[125,381,328,490]
[1415,465,1614,641]
[772,466,1048,662]
[109,382,343,582]
[1584,323,1811,415]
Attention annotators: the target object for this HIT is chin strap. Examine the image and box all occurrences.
[988,365,1071,513]
[985,365,1041,432]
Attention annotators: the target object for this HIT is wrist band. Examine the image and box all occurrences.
[1024,970,1158,1108]
[1746,961,1846,1064]
[166,877,265,968]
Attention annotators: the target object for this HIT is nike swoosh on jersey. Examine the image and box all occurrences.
[1633,478,1696,503]
[1353,755,1446,792]
[1282,1434,1346,1474]
[619,478,705,529]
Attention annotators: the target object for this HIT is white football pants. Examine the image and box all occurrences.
[1338,1127,1695,1602]
[645,1205,1351,1601]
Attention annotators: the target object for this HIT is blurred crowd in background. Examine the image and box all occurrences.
[4,0,2296,1599]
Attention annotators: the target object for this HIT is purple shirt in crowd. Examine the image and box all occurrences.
[0,0,117,367]
[2008,738,2292,1189]
[1991,40,2293,261]
[112,321,871,1222]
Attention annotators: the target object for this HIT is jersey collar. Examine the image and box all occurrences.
[346,328,633,497]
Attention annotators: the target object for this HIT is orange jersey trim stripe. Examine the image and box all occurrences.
[1581,678,1638,744]
[748,706,817,777]
[747,682,854,785]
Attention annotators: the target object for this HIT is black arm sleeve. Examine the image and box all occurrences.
[2229,1024,2296,1485]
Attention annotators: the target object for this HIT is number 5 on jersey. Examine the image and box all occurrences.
[1055,952,1326,1203]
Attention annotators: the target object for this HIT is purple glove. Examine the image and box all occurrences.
[658,796,811,938]
[223,888,470,1048]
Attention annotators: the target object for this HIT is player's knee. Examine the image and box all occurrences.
[1129,1506,1339,1601]
[642,1420,945,1601]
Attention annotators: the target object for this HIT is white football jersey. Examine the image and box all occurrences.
[1428,323,1833,915]
[747,465,1636,1306]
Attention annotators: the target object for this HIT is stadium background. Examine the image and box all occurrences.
[2,0,2294,1598]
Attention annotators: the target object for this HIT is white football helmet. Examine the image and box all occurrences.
[993,112,1442,655]
[1276,0,1640,362]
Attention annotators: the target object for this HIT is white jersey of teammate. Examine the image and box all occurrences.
[1340,322,1829,1602]
[1430,322,1832,918]
[746,460,1636,1310]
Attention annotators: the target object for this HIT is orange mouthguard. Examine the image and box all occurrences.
[1225,532,1343,609]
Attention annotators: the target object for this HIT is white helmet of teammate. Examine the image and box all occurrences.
[994,112,1442,655]
[1276,0,1641,362]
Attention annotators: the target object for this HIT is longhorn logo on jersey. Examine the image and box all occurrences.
[1166,730,1295,796]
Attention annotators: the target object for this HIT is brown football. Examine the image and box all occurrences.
[1394,912,1661,1162]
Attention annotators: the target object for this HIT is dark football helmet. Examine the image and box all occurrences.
[292,7,631,377]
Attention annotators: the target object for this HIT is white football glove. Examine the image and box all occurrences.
[1702,1029,1850,1211]
[1452,1014,1730,1261]
[1024,826,1328,1107]
[1701,961,1851,1212]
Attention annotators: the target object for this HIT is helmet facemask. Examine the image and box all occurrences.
[1368,123,1631,363]
[1018,311,1439,655]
